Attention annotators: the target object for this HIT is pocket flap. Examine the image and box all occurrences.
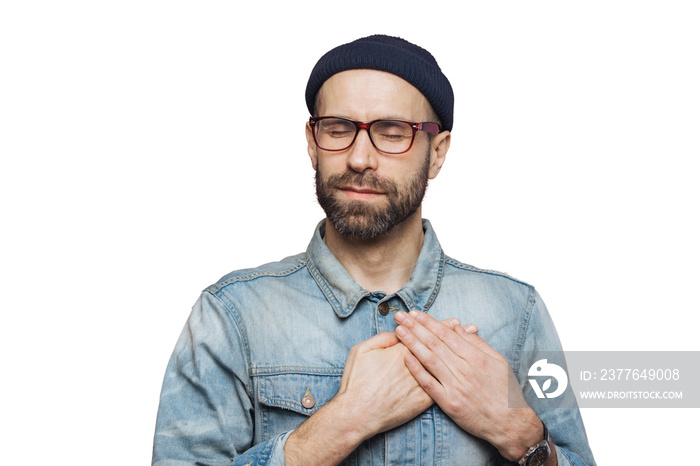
[257,372,342,416]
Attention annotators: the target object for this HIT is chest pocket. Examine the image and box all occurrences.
[256,371,342,441]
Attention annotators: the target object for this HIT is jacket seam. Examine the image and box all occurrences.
[444,257,534,288]
[207,260,307,294]
[423,250,446,313]
[251,366,345,376]
[195,290,250,460]
[258,396,325,416]
[205,290,254,399]
[512,285,536,374]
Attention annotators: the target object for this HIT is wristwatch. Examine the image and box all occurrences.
[517,421,551,466]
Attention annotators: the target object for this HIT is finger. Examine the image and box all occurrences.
[438,317,478,335]
[457,330,505,361]
[401,311,482,361]
[443,317,462,329]
[394,315,458,381]
[403,352,447,404]
[454,323,479,337]
[444,320,501,360]
[441,319,477,336]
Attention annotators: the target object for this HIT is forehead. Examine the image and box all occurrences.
[315,69,432,121]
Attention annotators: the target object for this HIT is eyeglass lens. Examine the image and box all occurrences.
[314,118,414,153]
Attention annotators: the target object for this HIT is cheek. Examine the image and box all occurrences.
[398,147,431,179]
[316,153,347,174]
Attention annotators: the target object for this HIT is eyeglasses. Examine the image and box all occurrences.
[309,116,440,154]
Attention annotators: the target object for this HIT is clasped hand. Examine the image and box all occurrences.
[393,310,540,459]
[338,311,540,459]
[337,316,472,437]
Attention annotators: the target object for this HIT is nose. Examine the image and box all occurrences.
[346,128,378,173]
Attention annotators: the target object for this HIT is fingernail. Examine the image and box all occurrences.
[395,325,407,337]
[450,318,461,328]
[394,311,406,323]
[464,324,478,334]
[409,310,421,318]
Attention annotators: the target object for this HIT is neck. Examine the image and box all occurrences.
[323,210,425,294]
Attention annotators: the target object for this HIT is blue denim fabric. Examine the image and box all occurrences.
[153,220,595,465]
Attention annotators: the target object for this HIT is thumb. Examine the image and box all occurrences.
[362,331,401,351]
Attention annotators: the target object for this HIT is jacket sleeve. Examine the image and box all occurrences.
[515,288,597,466]
[152,291,287,466]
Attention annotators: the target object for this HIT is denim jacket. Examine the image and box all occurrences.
[153,220,595,465]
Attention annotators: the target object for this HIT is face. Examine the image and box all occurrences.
[307,70,450,240]
[314,146,431,240]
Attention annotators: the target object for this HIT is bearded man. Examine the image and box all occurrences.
[153,35,596,466]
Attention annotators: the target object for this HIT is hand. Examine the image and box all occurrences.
[393,311,543,461]
[285,331,433,465]
[337,331,433,438]
[287,321,486,466]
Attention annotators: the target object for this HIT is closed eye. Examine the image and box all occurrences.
[325,130,354,138]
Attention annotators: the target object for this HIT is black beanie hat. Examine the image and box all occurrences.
[305,34,454,131]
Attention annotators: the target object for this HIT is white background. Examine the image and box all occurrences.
[1,1,698,464]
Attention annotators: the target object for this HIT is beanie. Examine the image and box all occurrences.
[305,34,454,131]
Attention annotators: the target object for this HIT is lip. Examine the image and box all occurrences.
[338,185,385,200]
[340,185,383,194]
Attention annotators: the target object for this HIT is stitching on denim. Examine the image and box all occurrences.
[251,366,344,376]
[444,257,534,288]
[512,285,536,374]
[444,255,536,375]
[257,432,273,464]
[396,290,415,311]
[346,288,370,317]
[304,252,343,313]
[256,372,343,415]
[258,396,323,415]
[383,432,389,466]
[305,251,370,318]
[207,260,307,294]
[394,249,444,313]
[407,415,416,466]
[424,250,445,313]
[260,376,269,441]
[198,291,248,453]
[434,405,443,465]
[207,291,253,384]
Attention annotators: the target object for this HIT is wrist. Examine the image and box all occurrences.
[284,394,368,466]
[496,408,544,461]
[329,392,375,444]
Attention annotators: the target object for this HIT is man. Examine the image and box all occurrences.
[153,35,595,465]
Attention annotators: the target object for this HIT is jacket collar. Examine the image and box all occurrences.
[305,219,445,318]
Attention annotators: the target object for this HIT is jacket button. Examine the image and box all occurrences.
[378,302,390,316]
[301,387,315,409]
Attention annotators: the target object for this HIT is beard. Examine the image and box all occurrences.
[315,154,430,240]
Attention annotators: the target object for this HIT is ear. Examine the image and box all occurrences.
[428,130,450,179]
[306,121,318,171]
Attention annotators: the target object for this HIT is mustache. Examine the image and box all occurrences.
[325,171,398,196]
